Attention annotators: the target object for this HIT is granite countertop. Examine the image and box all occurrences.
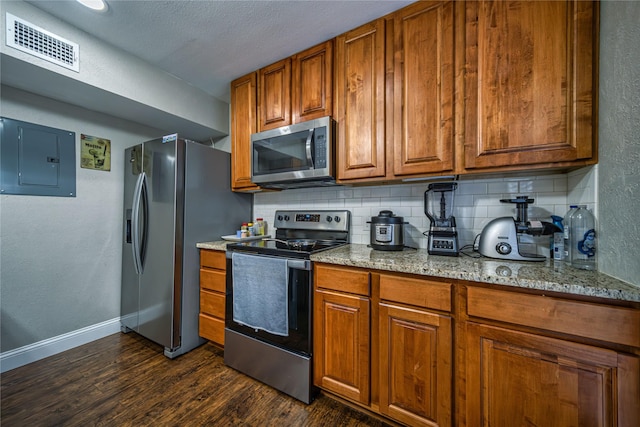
[310,244,640,303]
[196,241,639,303]
[197,240,231,251]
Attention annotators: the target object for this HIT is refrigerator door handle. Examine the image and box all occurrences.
[139,173,149,270]
[131,172,146,274]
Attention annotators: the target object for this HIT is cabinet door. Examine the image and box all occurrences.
[392,1,455,176]
[379,302,452,427]
[259,58,291,131]
[466,323,640,427]
[462,0,597,170]
[292,41,333,124]
[314,289,370,405]
[335,19,387,181]
[230,72,260,191]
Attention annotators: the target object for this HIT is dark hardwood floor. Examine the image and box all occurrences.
[1,333,392,427]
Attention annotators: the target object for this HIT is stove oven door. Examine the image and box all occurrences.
[225,252,312,356]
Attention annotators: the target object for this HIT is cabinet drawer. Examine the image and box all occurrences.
[467,286,640,348]
[200,268,226,293]
[315,264,370,296]
[200,250,226,270]
[199,313,225,346]
[200,290,225,318]
[379,274,452,312]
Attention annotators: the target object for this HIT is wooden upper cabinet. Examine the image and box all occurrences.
[258,41,333,131]
[292,40,333,123]
[230,72,260,192]
[259,58,291,131]
[462,0,598,170]
[335,18,387,181]
[392,1,455,177]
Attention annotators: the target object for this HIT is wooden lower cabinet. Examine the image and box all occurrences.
[199,249,227,346]
[314,264,454,427]
[463,285,640,427]
[465,322,639,427]
[314,263,639,427]
[314,288,371,405]
[379,302,452,427]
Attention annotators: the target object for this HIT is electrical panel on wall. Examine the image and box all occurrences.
[0,117,76,197]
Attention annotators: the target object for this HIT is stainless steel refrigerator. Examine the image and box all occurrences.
[121,135,251,358]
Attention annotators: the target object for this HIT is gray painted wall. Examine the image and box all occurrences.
[597,1,640,286]
[0,85,165,351]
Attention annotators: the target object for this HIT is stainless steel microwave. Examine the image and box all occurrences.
[251,116,336,189]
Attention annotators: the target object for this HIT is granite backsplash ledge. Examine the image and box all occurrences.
[310,244,640,303]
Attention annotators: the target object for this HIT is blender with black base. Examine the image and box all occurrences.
[424,182,459,256]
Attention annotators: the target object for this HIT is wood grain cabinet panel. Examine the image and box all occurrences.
[467,286,640,348]
[198,314,225,346]
[200,289,225,318]
[335,18,387,181]
[379,273,452,312]
[465,322,640,427]
[230,72,260,192]
[198,249,227,346]
[200,250,226,270]
[461,0,598,171]
[314,289,371,405]
[379,302,452,427]
[259,58,292,131]
[315,264,370,296]
[392,0,455,177]
[200,269,225,293]
[292,41,333,123]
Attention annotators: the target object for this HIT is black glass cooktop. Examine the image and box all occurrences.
[226,239,346,258]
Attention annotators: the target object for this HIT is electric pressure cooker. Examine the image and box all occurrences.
[369,210,406,251]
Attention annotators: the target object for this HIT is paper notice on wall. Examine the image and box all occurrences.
[80,134,111,171]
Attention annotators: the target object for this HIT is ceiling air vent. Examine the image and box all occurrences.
[5,13,79,72]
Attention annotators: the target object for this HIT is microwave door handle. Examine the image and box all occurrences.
[305,129,314,168]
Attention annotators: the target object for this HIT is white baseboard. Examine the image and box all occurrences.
[0,317,122,373]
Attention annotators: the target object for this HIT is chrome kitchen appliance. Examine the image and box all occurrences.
[224,209,350,404]
[478,196,559,262]
[368,210,406,251]
[424,182,459,256]
[251,116,337,189]
[121,135,251,358]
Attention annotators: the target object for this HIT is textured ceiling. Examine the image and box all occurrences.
[25,0,414,103]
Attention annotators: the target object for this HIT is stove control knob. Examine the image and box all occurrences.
[326,215,333,222]
[496,242,512,255]
[284,215,290,221]
[334,216,341,223]
[277,215,284,221]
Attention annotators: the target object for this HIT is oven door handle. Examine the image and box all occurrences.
[287,259,311,271]
[225,251,311,271]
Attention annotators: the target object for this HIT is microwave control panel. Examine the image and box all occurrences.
[314,127,327,168]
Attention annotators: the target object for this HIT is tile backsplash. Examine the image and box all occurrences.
[253,169,597,254]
